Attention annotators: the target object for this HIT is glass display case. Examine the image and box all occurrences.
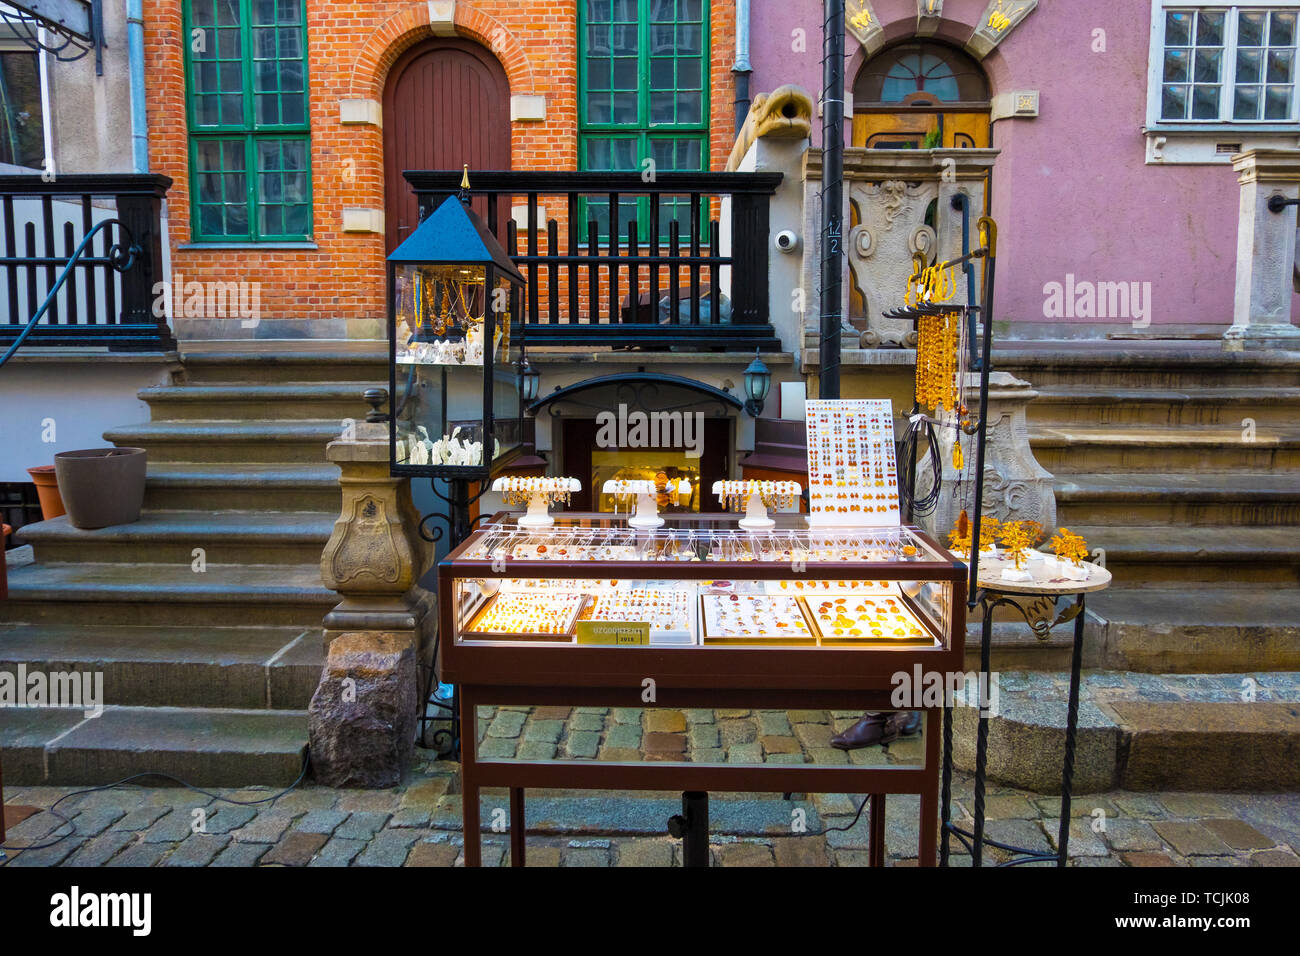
[439,514,967,682]
[387,194,525,478]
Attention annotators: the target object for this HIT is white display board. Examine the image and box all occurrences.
[805,399,901,527]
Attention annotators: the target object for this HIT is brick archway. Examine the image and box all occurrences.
[350,1,535,101]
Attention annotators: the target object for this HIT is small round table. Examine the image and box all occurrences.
[941,553,1112,867]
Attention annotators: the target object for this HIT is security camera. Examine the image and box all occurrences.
[774,229,800,253]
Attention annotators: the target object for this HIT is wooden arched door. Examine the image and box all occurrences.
[383,39,511,252]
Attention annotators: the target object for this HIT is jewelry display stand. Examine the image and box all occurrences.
[712,479,801,531]
[602,478,691,529]
[491,476,581,529]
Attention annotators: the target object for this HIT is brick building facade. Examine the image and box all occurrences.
[145,1,739,333]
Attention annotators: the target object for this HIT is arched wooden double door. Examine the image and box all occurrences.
[383,39,511,252]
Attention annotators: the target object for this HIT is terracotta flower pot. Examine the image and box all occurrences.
[26,465,66,520]
[54,447,148,530]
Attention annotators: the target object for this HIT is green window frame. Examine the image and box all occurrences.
[578,0,710,242]
[183,0,312,242]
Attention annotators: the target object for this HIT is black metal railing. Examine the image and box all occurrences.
[404,170,783,351]
[0,174,175,351]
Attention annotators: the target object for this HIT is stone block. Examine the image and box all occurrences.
[1201,818,1277,850]
[720,842,775,866]
[308,632,417,789]
[262,830,328,866]
[1152,822,1233,857]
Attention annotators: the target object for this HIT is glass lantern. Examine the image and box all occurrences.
[387,195,526,479]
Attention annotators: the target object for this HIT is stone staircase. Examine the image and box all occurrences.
[976,343,1300,792]
[0,342,387,786]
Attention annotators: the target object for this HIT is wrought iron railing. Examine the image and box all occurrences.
[404,170,783,351]
[0,173,175,351]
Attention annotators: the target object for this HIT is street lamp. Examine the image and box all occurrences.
[520,355,540,404]
[742,349,772,417]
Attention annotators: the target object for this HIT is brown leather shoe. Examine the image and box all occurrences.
[830,711,922,750]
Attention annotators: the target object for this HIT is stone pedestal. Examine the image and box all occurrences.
[1226,149,1300,351]
[319,421,433,653]
[915,372,1056,539]
[308,632,417,788]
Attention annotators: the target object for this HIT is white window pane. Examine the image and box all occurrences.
[1191,85,1220,119]
[1162,84,1189,119]
[1164,48,1189,83]
[1166,11,1192,46]
[1234,85,1261,119]
[1271,12,1296,47]
[1265,84,1293,119]
[1239,12,1265,47]
[1267,49,1293,84]
[1196,10,1224,47]
[1237,48,1262,85]
[1194,48,1221,83]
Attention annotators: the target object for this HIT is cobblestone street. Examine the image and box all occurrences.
[3,706,1298,867]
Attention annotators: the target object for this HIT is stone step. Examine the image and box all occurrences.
[142,382,379,422]
[180,344,388,384]
[0,623,322,709]
[997,345,1300,389]
[103,419,345,464]
[0,561,337,627]
[0,704,308,786]
[961,585,1300,675]
[1064,525,1300,585]
[951,670,1300,793]
[144,463,340,512]
[1055,472,1300,526]
[1085,585,1300,674]
[14,511,333,565]
[1029,424,1300,472]
[1030,385,1300,428]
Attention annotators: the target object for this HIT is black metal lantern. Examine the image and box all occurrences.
[387,193,526,479]
[742,349,772,417]
[520,355,541,404]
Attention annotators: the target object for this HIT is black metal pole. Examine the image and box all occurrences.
[819,0,845,400]
[670,791,710,867]
[1057,593,1088,867]
[967,219,997,605]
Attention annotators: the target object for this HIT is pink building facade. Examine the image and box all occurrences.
[747,0,1300,332]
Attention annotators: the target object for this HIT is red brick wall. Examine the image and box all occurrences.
[146,1,738,327]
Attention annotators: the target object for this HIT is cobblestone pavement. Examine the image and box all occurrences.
[3,707,1298,867]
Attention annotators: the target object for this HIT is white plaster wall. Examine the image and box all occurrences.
[0,360,172,481]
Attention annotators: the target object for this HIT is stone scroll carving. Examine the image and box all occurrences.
[841,149,998,349]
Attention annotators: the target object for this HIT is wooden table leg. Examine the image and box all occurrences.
[510,787,526,867]
[869,793,886,867]
[918,708,940,867]
[460,686,481,867]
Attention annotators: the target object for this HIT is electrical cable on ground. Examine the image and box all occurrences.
[0,750,311,855]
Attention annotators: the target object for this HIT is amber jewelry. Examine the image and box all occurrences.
[915,309,960,414]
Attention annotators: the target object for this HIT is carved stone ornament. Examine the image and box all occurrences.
[841,149,997,348]
[915,372,1057,541]
[330,493,402,586]
[968,0,1038,59]
[847,179,938,347]
[847,0,884,52]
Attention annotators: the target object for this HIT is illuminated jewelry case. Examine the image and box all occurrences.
[438,514,967,691]
[386,195,526,479]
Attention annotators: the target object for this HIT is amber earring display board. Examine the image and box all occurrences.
[806,399,900,527]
